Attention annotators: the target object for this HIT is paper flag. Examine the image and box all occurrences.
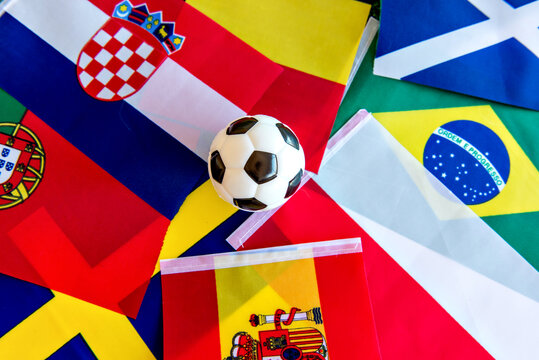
[316,111,539,359]
[161,239,380,360]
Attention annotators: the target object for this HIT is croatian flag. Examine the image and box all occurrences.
[374,0,539,110]
[0,0,281,317]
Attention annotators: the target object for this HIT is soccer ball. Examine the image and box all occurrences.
[208,115,305,211]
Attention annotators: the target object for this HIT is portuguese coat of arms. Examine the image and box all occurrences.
[0,122,45,210]
[76,0,185,101]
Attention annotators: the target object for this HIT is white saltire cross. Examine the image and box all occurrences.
[374,0,539,79]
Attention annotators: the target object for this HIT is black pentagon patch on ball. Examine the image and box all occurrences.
[276,123,299,150]
[210,150,226,184]
[234,197,267,211]
[285,169,303,198]
[226,117,258,135]
[244,151,278,184]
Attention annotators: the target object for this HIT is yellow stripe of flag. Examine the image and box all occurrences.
[188,0,371,85]
[215,258,327,357]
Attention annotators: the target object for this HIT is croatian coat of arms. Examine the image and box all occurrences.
[76,0,185,101]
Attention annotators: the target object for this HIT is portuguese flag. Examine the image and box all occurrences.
[0,88,175,318]
[161,239,380,360]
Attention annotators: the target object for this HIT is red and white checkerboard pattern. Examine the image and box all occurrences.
[76,20,166,101]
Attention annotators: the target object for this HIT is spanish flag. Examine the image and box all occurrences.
[161,239,380,360]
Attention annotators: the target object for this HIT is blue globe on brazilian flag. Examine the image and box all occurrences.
[424,120,510,205]
[376,105,538,219]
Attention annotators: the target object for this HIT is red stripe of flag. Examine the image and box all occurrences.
[314,251,382,360]
[131,7,148,16]
[127,14,145,24]
[162,270,221,360]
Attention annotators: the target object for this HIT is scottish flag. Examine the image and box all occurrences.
[374,0,539,110]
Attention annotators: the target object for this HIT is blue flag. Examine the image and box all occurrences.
[374,0,539,110]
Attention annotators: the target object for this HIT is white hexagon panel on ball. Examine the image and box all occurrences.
[208,115,305,212]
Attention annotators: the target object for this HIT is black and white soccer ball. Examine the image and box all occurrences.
[208,115,305,211]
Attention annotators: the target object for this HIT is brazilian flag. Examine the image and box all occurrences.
[337,38,539,270]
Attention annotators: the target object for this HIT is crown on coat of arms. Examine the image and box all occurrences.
[113,1,185,54]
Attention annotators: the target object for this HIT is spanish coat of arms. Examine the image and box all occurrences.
[225,307,328,360]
